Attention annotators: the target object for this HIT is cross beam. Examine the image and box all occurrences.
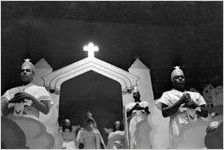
[83,42,99,58]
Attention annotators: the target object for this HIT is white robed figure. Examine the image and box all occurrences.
[155,66,209,148]
[76,112,105,149]
[59,119,79,150]
[1,59,54,149]
[76,118,101,149]
[125,86,152,149]
[1,59,53,119]
[107,121,125,149]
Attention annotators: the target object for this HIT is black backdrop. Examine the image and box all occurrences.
[1,2,222,101]
[59,71,123,143]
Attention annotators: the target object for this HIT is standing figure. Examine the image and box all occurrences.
[84,111,106,148]
[107,121,125,149]
[1,59,54,149]
[1,58,53,119]
[125,86,151,149]
[76,118,101,149]
[155,66,208,148]
[60,119,77,150]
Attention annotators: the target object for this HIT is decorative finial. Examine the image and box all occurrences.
[83,42,99,58]
[24,58,31,62]
[174,66,184,70]
[174,66,180,70]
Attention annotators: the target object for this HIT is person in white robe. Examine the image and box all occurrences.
[155,66,208,148]
[59,119,78,150]
[1,58,53,120]
[76,118,101,149]
[1,58,54,149]
[107,121,125,149]
[125,86,152,149]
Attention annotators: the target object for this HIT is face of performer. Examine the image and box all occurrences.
[86,111,92,118]
[65,119,71,127]
[133,92,141,102]
[114,121,121,131]
[172,72,185,92]
[20,66,34,84]
[88,121,94,130]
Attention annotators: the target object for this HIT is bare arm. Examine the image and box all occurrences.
[33,100,50,114]
[127,104,139,117]
[1,100,14,116]
[182,96,208,118]
[196,104,208,118]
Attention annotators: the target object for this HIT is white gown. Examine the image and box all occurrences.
[61,130,77,150]
[126,101,152,149]
[107,130,125,149]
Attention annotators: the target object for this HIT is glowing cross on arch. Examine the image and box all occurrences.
[83,42,99,58]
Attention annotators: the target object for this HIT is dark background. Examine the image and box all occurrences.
[59,71,123,142]
[1,1,223,129]
[1,1,223,97]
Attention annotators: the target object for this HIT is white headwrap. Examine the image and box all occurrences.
[21,58,35,72]
[133,86,139,93]
[171,66,184,81]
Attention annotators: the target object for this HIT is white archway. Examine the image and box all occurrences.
[34,55,157,148]
[43,57,139,94]
[40,56,139,148]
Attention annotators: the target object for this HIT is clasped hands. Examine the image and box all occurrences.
[133,103,150,114]
[9,92,35,103]
[181,93,199,109]
[133,103,141,110]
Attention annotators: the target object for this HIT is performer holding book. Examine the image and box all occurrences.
[1,58,53,119]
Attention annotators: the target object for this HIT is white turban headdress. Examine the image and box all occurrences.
[21,58,35,72]
[171,66,184,81]
[133,86,139,93]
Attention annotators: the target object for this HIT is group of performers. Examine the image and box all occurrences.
[59,113,106,149]
[59,114,126,149]
[1,59,223,149]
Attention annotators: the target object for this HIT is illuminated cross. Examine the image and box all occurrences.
[83,42,99,58]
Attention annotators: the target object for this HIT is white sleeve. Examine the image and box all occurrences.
[37,87,53,104]
[155,92,171,110]
[198,93,207,106]
[140,101,150,107]
[1,89,16,102]
[125,102,135,112]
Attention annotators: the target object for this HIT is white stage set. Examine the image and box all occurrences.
[28,42,221,149]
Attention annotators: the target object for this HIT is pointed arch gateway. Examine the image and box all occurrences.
[42,50,139,147]
[43,57,139,94]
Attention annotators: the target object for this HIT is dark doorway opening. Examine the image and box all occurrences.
[59,71,123,144]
